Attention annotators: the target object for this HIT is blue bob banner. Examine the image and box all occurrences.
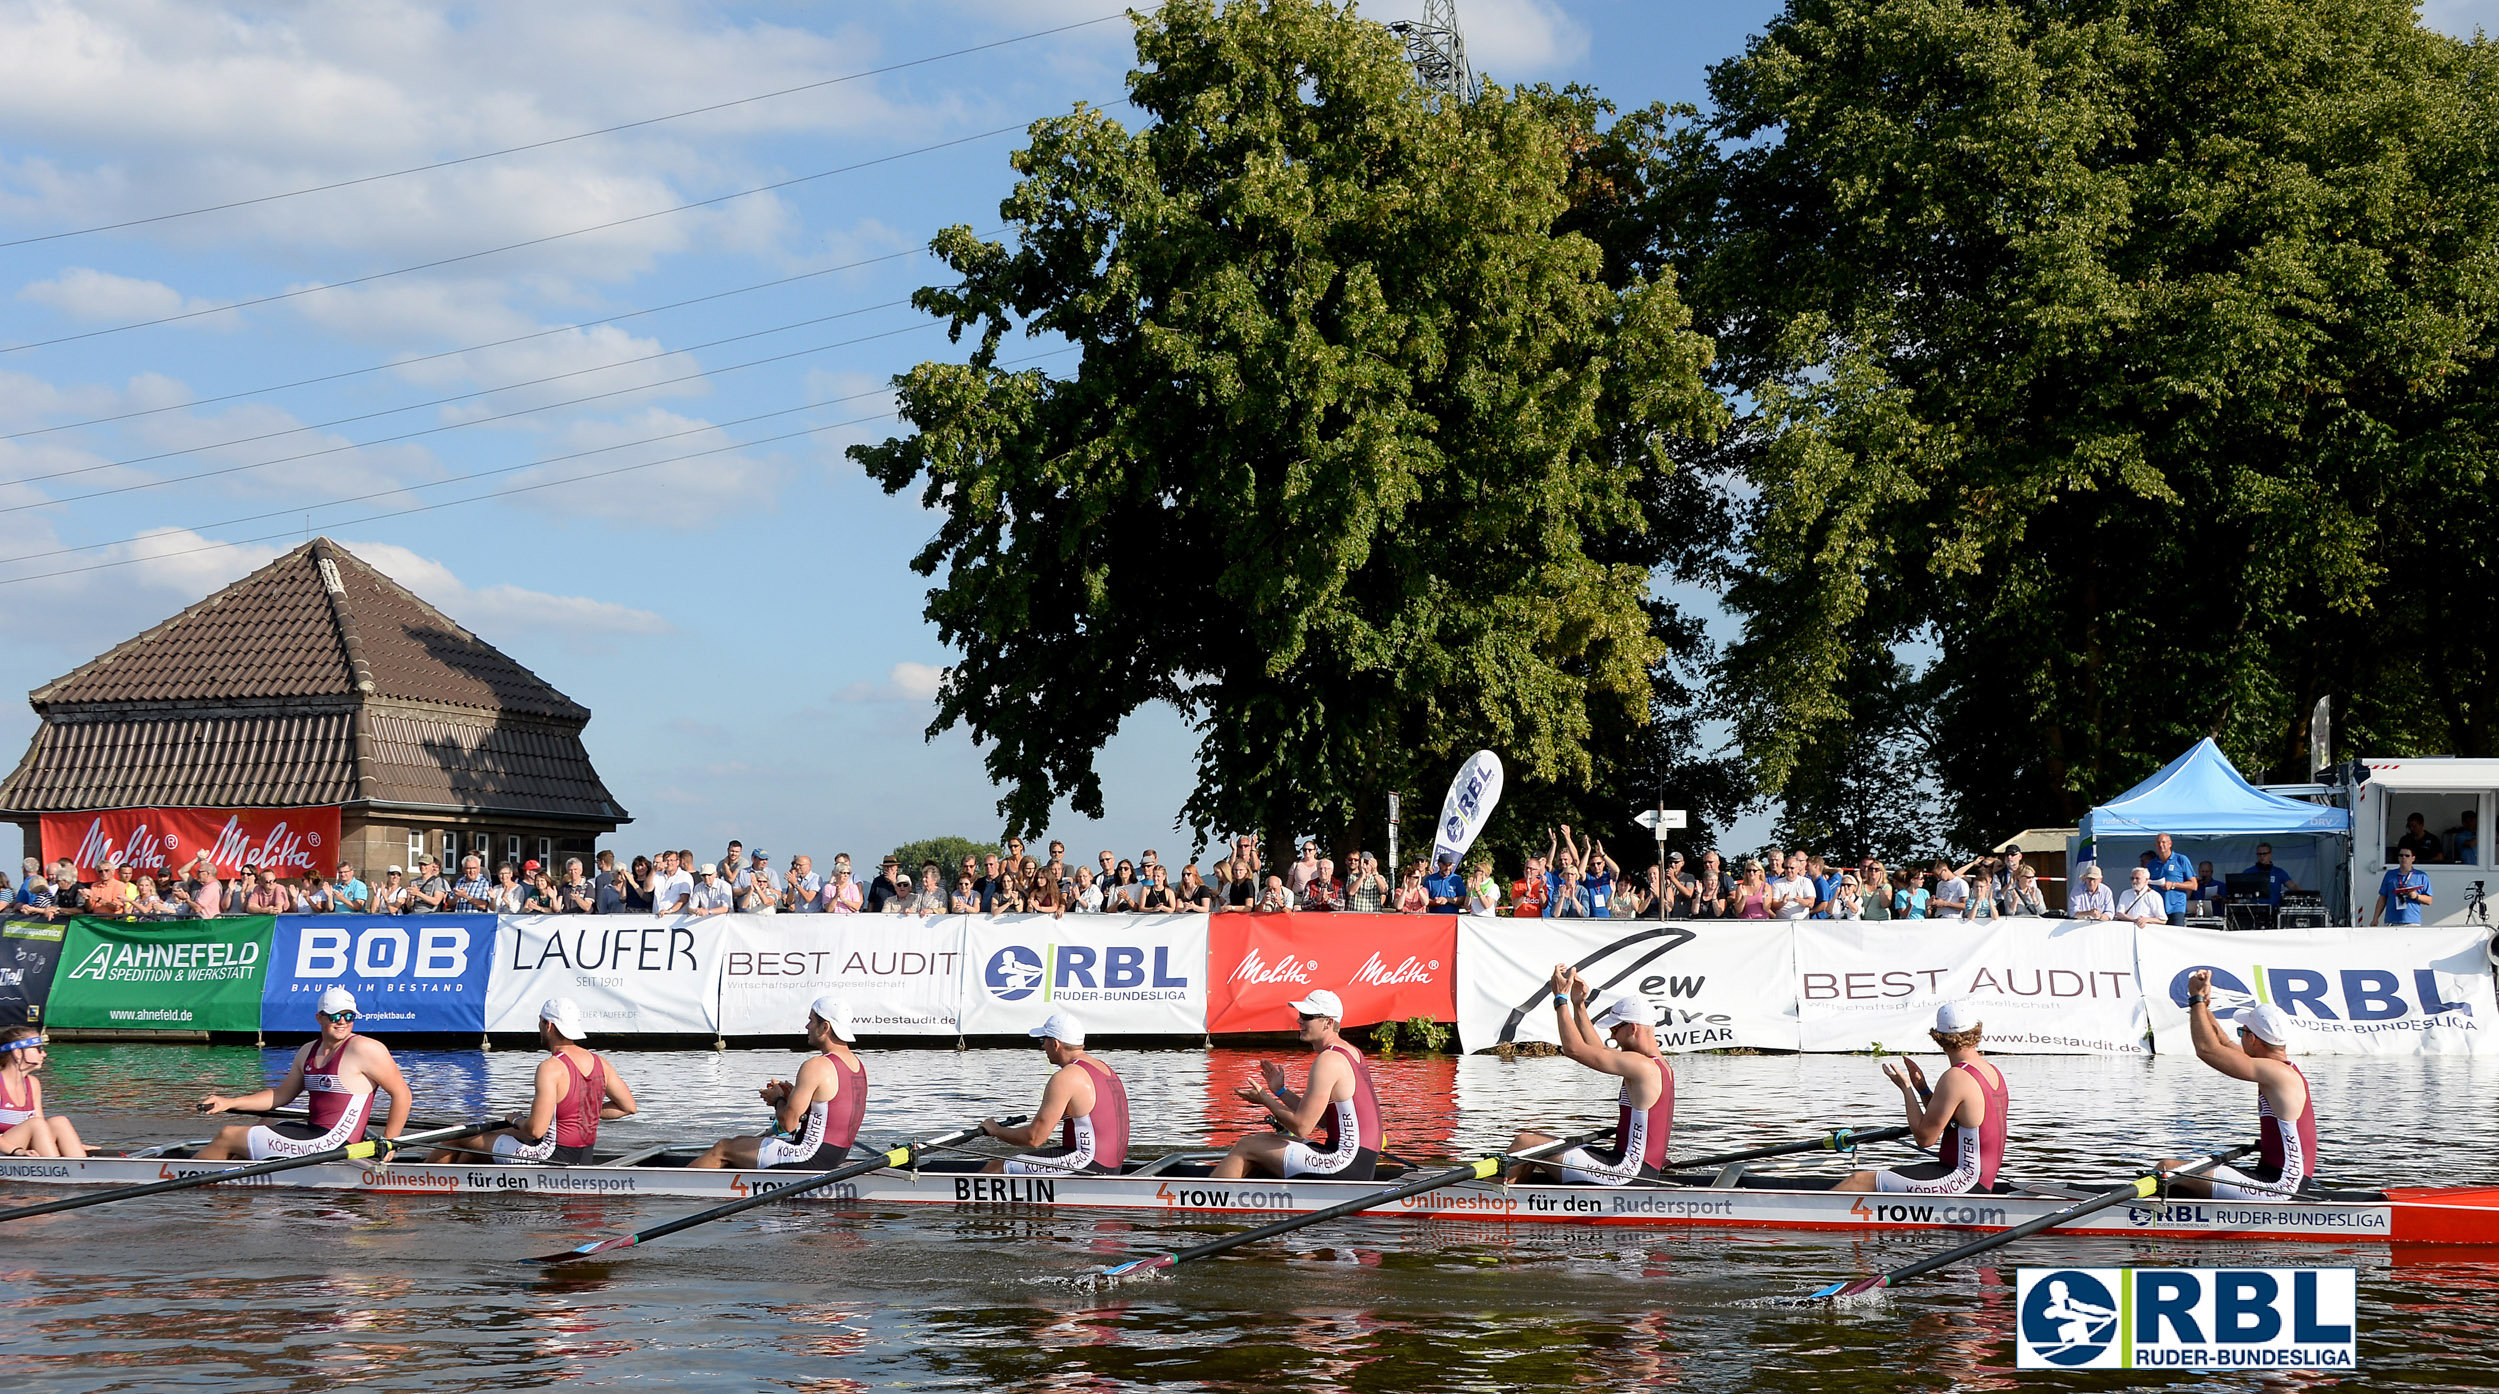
[260,914,496,1033]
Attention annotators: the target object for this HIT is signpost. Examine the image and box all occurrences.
[1387,792,1400,881]
[1633,805,1688,920]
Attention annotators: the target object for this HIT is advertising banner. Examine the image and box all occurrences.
[42,806,342,881]
[1207,912,1457,1034]
[959,913,1207,1037]
[2136,923,2494,1055]
[717,915,966,1036]
[260,914,495,1033]
[44,915,274,1031]
[1794,918,2148,1054]
[0,920,67,1026]
[1457,917,1798,1053]
[486,914,725,1035]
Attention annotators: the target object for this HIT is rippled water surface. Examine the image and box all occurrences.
[4,1041,2493,1391]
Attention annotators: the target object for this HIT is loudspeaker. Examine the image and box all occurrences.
[2225,903,2277,933]
[2278,905,2330,930]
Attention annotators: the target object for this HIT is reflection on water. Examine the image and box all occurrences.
[5,1042,2497,1392]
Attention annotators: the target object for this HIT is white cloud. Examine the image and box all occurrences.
[834,660,945,703]
[340,539,673,639]
[0,525,285,648]
[18,267,229,324]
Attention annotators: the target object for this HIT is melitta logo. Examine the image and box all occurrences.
[2168,964,2472,1025]
[987,946,1045,1001]
[1349,952,1440,987]
[73,817,176,874]
[1230,947,1316,986]
[211,816,320,874]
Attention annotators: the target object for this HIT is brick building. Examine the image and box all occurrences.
[0,538,628,880]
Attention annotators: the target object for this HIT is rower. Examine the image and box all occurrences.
[195,987,413,1160]
[689,997,865,1170]
[425,998,637,1165]
[1212,989,1383,1181]
[2165,973,2315,1198]
[975,1010,1129,1175]
[1835,1001,2007,1194]
[1506,969,1672,1184]
[0,1026,89,1157]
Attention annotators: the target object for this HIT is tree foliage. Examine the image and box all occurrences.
[887,837,996,877]
[853,0,1725,852]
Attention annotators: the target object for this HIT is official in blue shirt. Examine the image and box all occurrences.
[2148,833,2197,925]
[1423,855,1465,913]
[1811,856,1844,919]
[2375,848,2433,926]
[2238,843,2297,908]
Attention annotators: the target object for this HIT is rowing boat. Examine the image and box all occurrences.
[8,1151,2495,1244]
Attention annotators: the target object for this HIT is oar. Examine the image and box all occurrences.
[0,1119,491,1225]
[1805,1144,2257,1301]
[1671,1124,1913,1172]
[1097,1130,1605,1280]
[529,1116,1023,1265]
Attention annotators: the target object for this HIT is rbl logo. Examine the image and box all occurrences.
[2168,964,2470,1023]
[986,943,1193,1001]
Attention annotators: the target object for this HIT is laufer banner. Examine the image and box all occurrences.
[0,920,68,1026]
[960,913,1208,1038]
[1794,918,2148,1054]
[1206,912,1456,1034]
[45,915,275,1032]
[2136,922,2494,1056]
[42,805,342,881]
[261,914,496,1034]
[1456,917,1799,1053]
[487,914,725,1035]
[718,915,965,1036]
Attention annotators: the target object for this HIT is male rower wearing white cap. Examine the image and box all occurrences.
[2164,971,2317,1198]
[195,987,414,1160]
[1834,1001,2008,1194]
[1507,967,1674,1184]
[425,998,638,1164]
[1212,988,1385,1181]
[689,997,866,1170]
[976,1010,1130,1174]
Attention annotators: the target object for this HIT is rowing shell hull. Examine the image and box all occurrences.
[6,1156,2496,1245]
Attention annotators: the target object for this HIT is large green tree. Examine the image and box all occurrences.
[853,0,1726,855]
[1653,0,2499,847]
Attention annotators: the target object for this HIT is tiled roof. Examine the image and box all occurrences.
[362,710,624,820]
[32,538,587,720]
[1,712,357,808]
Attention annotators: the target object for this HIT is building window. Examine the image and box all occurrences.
[409,830,426,868]
[473,831,491,859]
[440,830,457,864]
[538,836,554,866]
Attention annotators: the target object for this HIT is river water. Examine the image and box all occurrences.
[3,1041,2492,1391]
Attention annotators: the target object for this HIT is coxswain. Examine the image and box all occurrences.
[976,1010,1130,1174]
[426,998,637,1164]
[2165,973,2315,1198]
[1507,969,1672,1183]
[195,987,412,1159]
[1835,1001,2007,1194]
[1212,989,1384,1181]
[689,997,865,1170]
[0,1026,89,1157]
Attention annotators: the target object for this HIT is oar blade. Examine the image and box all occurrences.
[530,1235,635,1265]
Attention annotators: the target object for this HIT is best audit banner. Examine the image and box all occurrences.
[1456,918,1799,1053]
[717,915,964,1036]
[1207,912,1456,1033]
[41,805,341,881]
[486,914,725,1035]
[1794,918,2148,1054]
[261,914,495,1033]
[959,913,1207,1037]
[44,915,274,1032]
[2136,923,2494,1055]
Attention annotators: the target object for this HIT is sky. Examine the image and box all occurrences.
[2,0,2492,872]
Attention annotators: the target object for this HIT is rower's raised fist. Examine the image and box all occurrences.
[2188,969,2213,998]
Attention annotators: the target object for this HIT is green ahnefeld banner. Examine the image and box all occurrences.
[45,916,276,1032]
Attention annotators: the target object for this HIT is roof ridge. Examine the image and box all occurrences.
[312,539,587,720]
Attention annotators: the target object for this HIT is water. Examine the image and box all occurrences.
[4,1042,2493,1391]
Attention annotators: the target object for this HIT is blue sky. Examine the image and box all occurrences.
[3,1,2491,871]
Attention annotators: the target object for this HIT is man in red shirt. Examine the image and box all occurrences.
[1510,854,1550,918]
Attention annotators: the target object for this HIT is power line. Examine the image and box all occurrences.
[15,319,946,510]
[2,101,1124,355]
[3,295,921,487]
[0,12,1135,248]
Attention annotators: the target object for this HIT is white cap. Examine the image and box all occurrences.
[2081,863,2103,880]
[699,862,718,876]
[1027,1010,1084,1046]
[1288,989,1345,1020]
[539,997,586,1040]
[809,996,857,1042]
[1934,1000,1980,1033]
[1590,993,1649,1030]
[316,986,357,1016]
[2238,1001,2293,1047]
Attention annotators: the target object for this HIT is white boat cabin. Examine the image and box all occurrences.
[2351,758,2499,929]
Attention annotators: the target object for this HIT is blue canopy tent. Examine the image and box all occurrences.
[2074,739,2350,917]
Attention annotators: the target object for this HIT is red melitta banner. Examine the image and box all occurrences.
[1205,911,1457,1033]
[42,806,343,881]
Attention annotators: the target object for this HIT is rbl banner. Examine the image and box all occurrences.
[42,805,342,880]
[1206,912,1456,1033]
